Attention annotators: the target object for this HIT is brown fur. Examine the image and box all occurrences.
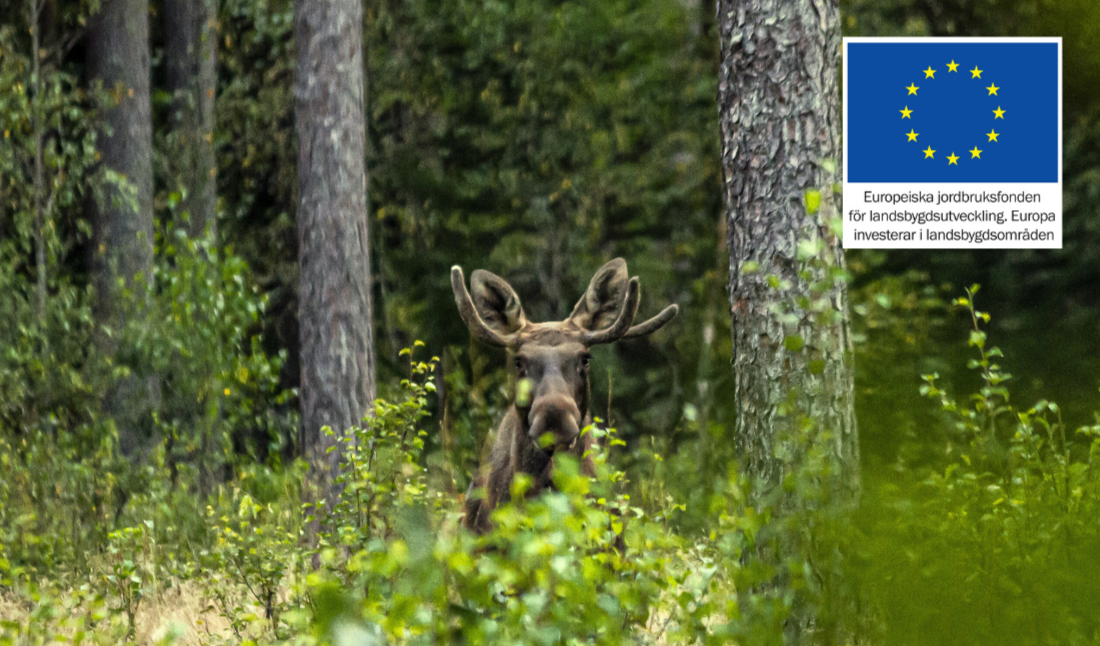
[452,259,677,534]
[463,407,597,533]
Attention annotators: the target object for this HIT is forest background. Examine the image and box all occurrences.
[2,0,1100,643]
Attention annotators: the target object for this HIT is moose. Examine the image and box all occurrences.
[451,258,678,533]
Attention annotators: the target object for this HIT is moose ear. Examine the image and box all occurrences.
[569,258,636,331]
[470,269,528,335]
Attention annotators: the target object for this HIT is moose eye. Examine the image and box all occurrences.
[580,354,591,369]
[515,357,526,376]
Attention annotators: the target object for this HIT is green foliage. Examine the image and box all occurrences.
[0,23,105,438]
[306,356,730,645]
[0,3,293,581]
[717,418,866,645]
[851,289,1100,645]
[0,424,118,575]
[4,0,1100,642]
[325,349,437,553]
[363,0,726,462]
[214,0,297,309]
[0,220,293,572]
[140,217,296,478]
[4,326,1100,645]
[211,0,730,491]
[102,523,157,638]
[849,261,954,469]
[205,492,299,635]
[0,579,126,645]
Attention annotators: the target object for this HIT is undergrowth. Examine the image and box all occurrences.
[3,288,1100,645]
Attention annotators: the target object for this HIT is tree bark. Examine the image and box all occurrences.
[86,0,155,459]
[31,0,47,322]
[294,0,376,496]
[716,0,858,493]
[164,0,217,239]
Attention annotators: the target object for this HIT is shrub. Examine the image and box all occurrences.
[296,348,730,645]
[6,295,1100,646]
[852,286,1100,645]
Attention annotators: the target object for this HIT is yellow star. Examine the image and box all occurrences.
[924,66,936,79]
[906,82,920,95]
[987,129,1000,142]
[992,106,1005,119]
[946,60,959,72]
[900,105,913,119]
[969,146,982,159]
[970,66,983,79]
[947,152,960,165]
[986,82,999,96]
[906,129,919,142]
[923,146,936,159]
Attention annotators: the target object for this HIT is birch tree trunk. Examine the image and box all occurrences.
[87,0,155,459]
[716,0,858,495]
[294,0,376,498]
[165,0,217,239]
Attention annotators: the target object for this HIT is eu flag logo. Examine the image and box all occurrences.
[845,40,1059,183]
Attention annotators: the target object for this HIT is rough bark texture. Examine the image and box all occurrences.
[86,0,155,458]
[165,0,217,238]
[716,0,858,493]
[294,0,376,490]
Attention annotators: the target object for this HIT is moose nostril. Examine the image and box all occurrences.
[527,411,546,440]
[562,414,580,446]
[526,402,582,450]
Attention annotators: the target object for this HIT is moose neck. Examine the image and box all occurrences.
[511,417,555,484]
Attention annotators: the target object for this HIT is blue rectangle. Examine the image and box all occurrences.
[846,41,1059,183]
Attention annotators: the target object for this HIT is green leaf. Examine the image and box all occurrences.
[804,189,822,214]
[783,335,805,352]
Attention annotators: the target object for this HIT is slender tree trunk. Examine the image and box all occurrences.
[31,0,47,322]
[0,175,5,243]
[30,0,56,422]
[86,0,154,458]
[164,0,217,239]
[295,0,376,498]
[716,0,858,493]
[165,0,218,494]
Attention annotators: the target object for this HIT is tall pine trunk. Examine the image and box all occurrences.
[86,0,155,459]
[164,0,217,239]
[716,0,858,494]
[294,0,376,499]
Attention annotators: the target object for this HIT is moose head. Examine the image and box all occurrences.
[451,258,678,533]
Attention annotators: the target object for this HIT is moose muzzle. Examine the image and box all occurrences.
[526,395,581,452]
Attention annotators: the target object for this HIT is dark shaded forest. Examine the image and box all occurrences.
[1,0,1099,643]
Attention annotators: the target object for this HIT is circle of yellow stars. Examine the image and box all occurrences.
[899,59,1004,166]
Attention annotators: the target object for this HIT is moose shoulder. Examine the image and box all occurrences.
[451,258,678,533]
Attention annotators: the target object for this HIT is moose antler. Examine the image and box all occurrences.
[582,277,640,345]
[451,266,522,347]
[622,304,679,339]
